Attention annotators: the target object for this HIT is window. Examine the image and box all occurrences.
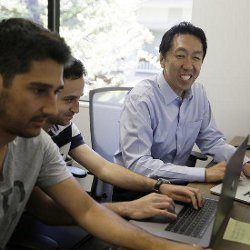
[0,0,192,95]
[0,0,47,27]
[59,0,192,95]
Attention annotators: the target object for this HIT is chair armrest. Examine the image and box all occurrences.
[186,151,208,167]
[190,151,208,161]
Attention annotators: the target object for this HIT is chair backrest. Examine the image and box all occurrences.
[89,86,132,201]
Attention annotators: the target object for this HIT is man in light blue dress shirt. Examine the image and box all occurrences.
[114,22,250,197]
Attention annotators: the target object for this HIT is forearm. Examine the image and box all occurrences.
[69,145,156,192]
[128,157,205,182]
[98,161,157,192]
[77,201,177,250]
[44,177,195,250]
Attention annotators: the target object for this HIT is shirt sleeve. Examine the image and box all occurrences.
[117,92,205,182]
[70,123,85,151]
[37,131,72,188]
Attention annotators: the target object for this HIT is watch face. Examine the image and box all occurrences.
[159,178,171,184]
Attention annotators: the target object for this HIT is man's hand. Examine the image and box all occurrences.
[205,161,227,182]
[243,162,250,177]
[160,185,203,209]
[122,193,177,220]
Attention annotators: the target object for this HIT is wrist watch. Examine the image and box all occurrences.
[153,178,171,193]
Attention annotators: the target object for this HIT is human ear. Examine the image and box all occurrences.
[159,53,166,69]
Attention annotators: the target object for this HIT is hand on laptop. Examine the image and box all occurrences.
[160,185,204,209]
[243,162,250,177]
[122,192,177,220]
[205,161,227,182]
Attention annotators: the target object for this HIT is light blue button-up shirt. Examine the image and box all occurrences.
[114,72,246,182]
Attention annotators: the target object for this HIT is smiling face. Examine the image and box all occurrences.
[160,34,203,97]
[0,59,63,139]
[46,77,84,127]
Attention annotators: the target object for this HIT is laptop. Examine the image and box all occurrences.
[130,135,249,247]
[210,175,250,204]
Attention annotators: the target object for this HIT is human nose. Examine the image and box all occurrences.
[182,56,193,70]
[41,94,58,116]
[70,100,79,114]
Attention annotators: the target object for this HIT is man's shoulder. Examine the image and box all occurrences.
[192,81,205,92]
[130,75,158,99]
[12,130,52,152]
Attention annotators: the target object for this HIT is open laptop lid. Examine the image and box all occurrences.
[211,135,249,242]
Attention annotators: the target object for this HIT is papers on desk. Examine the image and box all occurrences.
[210,177,250,204]
[224,218,250,245]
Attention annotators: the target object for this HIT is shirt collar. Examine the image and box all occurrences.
[157,71,193,105]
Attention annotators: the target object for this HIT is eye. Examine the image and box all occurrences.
[176,54,185,59]
[63,97,75,103]
[31,87,48,95]
[193,56,202,61]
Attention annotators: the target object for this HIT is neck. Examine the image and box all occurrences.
[163,70,184,98]
[0,127,15,148]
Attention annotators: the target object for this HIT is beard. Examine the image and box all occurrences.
[47,112,73,127]
[0,90,45,138]
[0,89,9,117]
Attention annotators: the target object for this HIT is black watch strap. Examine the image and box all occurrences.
[153,178,170,192]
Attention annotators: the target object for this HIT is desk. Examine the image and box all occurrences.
[80,136,250,250]
[189,135,250,250]
[188,182,250,250]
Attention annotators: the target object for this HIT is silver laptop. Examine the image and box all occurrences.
[210,173,250,204]
[130,135,249,247]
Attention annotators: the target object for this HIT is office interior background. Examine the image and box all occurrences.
[1,0,250,146]
[74,0,250,147]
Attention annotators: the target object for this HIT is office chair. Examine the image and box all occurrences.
[89,86,132,202]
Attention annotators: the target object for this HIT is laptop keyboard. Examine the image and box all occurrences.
[165,198,217,238]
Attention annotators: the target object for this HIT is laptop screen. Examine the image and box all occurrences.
[211,135,249,240]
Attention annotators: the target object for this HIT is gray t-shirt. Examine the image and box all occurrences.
[0,130,72,249]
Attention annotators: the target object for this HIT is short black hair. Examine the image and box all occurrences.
[63,57,87,80]
[0,18,71,87]
[159,21,207,60]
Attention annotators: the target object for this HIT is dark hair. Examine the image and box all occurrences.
[159,21,207,60]
[63,57,87,80]
[0,18,71,87]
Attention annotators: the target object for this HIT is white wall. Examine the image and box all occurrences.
[192,0,250,141]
